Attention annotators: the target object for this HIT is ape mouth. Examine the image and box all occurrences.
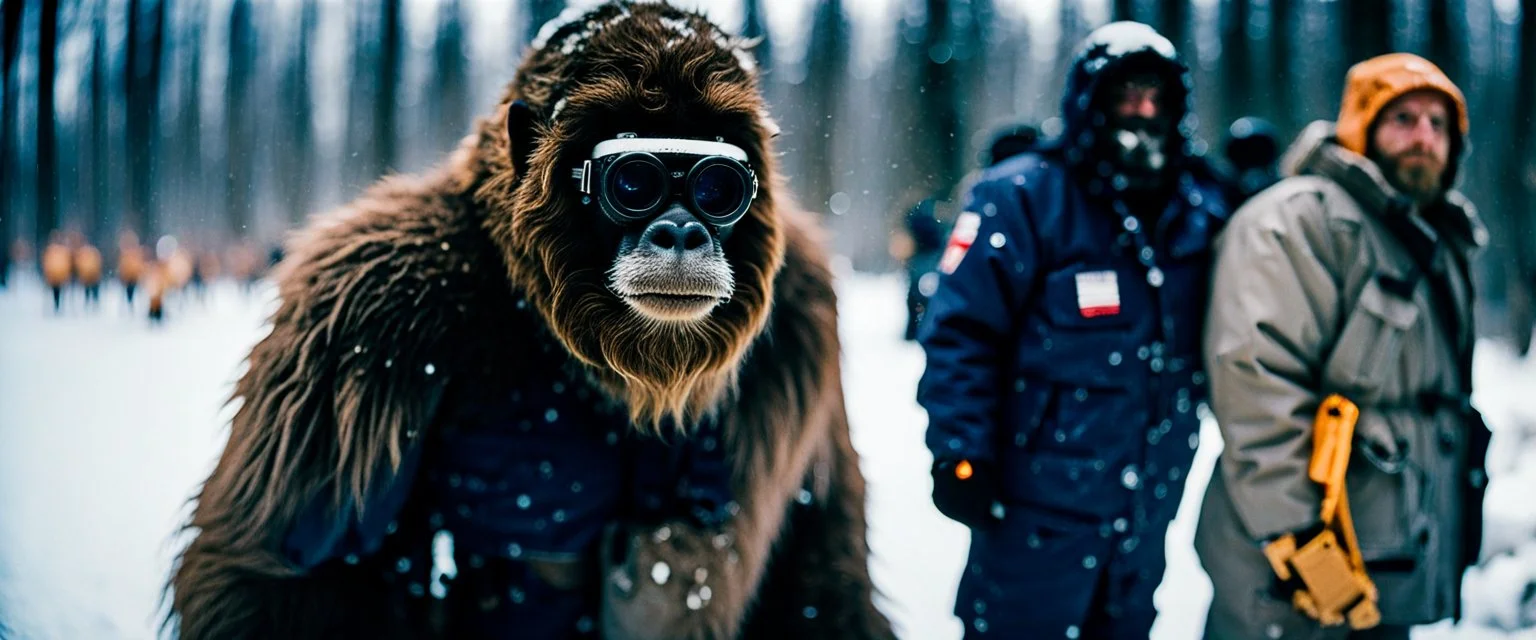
[622,291,727,321]
[609,254,735,323]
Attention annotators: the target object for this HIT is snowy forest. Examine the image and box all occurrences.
[5,2,1536,638]
[0,0,1534,330]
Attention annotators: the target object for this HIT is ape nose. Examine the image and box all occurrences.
[641,209,712,255]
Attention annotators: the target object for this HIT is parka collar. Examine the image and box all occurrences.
[1281,120,1487,254]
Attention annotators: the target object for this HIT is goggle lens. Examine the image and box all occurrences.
[691,163,746,220]
[610,158,666,213]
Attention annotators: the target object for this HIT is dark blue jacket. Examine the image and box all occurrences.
[919,150,1226,525]
[280,299,734,637]
[917,25,1232,633]
[919,20,1228,534]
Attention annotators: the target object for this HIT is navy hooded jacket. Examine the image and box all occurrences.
[918,23,1230,528]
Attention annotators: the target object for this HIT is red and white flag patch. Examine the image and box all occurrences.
[1075,270,1121,318]
[938,212,982,275]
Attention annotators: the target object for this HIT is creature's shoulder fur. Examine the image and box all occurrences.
[730,205,840,444]
[169,158,509,639]
[258,161,508,501]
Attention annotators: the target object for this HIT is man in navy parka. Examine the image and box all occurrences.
[917,22,1229,639]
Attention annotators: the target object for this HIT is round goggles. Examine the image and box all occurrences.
[574,136,759,228]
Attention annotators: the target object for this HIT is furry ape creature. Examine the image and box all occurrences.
[166,3,893,639]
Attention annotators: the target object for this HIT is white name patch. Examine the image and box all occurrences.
[1075,270,1121,318]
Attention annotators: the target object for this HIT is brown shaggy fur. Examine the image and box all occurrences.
[167,3,892,639]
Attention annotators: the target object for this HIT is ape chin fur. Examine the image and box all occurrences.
[167,2,892,639]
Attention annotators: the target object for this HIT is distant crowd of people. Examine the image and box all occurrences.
[1,230,282,322]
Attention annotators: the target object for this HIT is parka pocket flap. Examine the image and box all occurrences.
[1362,275,1421,329]
[1352,410,1408,474]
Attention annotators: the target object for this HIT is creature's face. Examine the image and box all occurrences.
[576,136,758,323]
[1368,89,1453,204]
[480,2,784,426]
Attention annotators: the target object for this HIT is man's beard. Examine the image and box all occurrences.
[1373,149,1446,204]
[1104,116,1171,192]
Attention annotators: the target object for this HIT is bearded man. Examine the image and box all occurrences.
[1198,53,1491,639]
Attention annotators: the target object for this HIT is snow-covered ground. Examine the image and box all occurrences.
[1,271,1532,639]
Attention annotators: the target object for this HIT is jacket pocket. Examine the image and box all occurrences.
[998,380,1054,452]
[1347,410,1422,563]
[1324,277,1421,393]
[1035,384,1137,455]
[998,385,1135,519]
[1036,265,1147,387]
[1042,266,1140,329]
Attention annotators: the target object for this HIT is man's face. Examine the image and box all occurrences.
[1100,74,1173,190]
[1111,78,1162,122]
[1368,90,1453,204]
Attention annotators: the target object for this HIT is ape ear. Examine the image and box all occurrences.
[506,100,537,179]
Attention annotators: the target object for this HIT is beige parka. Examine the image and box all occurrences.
[1195,121,1492,637]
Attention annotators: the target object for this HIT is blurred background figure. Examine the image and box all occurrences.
[158,235,193,295]
[895,122,1044,342]
[1219,116,1282,208]
[8,241,32,286]
[40,236,71,312]
[193,246,221,300]
[73,240,103,308]
[979,122,1041,168]
[117,231,146,306]
[1510,263,1536,356]
[267,246,286,273]
[225,242,261,293]
[891,196,949,341]
[145,261,167,323]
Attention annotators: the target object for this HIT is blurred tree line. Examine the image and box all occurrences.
[0,0,1532,334]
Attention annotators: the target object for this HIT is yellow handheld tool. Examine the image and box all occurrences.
[1261,394,1381,629]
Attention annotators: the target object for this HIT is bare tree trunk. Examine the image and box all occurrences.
[278,0,317,227]
[125,0,164,240]
[1157,0,1188,50]
[740,0,773,74]
[1,0,25,281]
[916,0,963,201]
[1222,0,1255,127]
[344,0,374,192]
[224,0,255,239]
[1112,0,1137,22]
[1270,0,1296,136]
[432,0,469,151]
[1058,0,1083,71]
[172,0,204,242]
[523,0,564,48]
[1502,0,1536,351]
[1519,0,1536,204]
[371,0,401,181]
[798,0,849,214]
[1343,0,1391,68]
[87,2,109,249]
[36,0,60,251]
[1428,0,1457,73]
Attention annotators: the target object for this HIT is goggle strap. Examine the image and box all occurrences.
[590,137,749,162]
[576,160,594,194]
